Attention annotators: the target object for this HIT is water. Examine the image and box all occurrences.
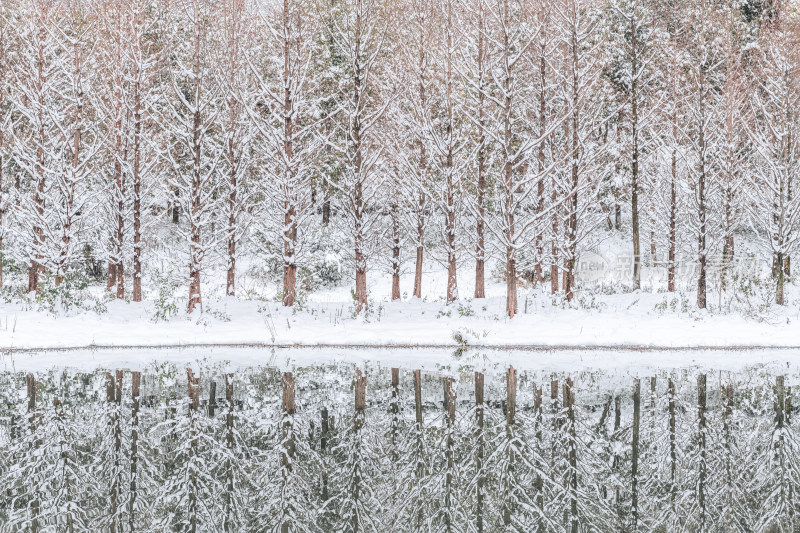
[0,348,797,531]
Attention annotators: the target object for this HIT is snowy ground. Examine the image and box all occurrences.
[2,249,800,356]
[2,286,800,350]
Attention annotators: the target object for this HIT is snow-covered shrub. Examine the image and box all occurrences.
[252,224,346,293]
[297,230,347,292]
[490,260,509,285]
[204,306,232,323]
[150,272,180,323]
[731,272,777,321]
[457,301,475,317]
[298,246,344,292]
[34,272,108,315]
[576,290,607,312]
[653,293,691,315]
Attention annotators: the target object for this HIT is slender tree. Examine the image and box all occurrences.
[328,0,390,313]
[162,0,222,313]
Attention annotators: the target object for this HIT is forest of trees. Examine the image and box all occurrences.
[0,0,798,317]
[0,364,798,532]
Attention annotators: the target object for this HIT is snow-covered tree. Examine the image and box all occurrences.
[249,0,320,307]
[216,0,254,299]
[327,0,390,313]
[161,0,223,313]
[745,11,800,305]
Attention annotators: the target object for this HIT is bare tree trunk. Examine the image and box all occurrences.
[0,25,5,289]
[351,369,367,532]
[412,24,428,301]
[414,368,423,430]
[57,40,84,288]
[550,379,559,462]
[320,406,329,502]
[776,375,785,428]
[474,2,486,299]
[722,190,734,290]
[722,380,735,528]
[390,368,399,449]
[354,219,367,312]
[172,188,180,224]
[696,61,708,309]
[533,382,544,532]
[502,366,517,526]
[413,130,427,295]
[132,61,143,302]
[281,372,296,533]
[632,378,641,531]
[206,380,215,417]
[115,158,125,298]
[29,28,47,295]
[352,2,367,314]
[474,372,485,533]
[113,48,125,297]
[129,371,140,533]
[413,198,425,299]
[282,0,297,307]
[223,0,244,298]
[391,199,401,301]
[111,370,123,532]
[697,171,707,309]
[188,210,202,313]
[502,0,516,318]
[668,377,677,513]
[26,373,40,533]
[186,369,200,533]
[443,376,456,532]
[506,248,517,318]
[106,372,119,533]
[720,6,738,293]
[668,146,677,292]
[786,173,792,280]
[445,201,457,303]
[534,19,548,288]
[221,375,235,531]
[776,251,785,305]
[187,21,203,314]
[565,7,580,302]
[282,199,297,306]
[444,0,457,304]
[612,394,622,520]
[565,378,578,533]
[697,373,707,530]
[551,179,559,294]
[412,368,425,529]
[322,194,330,225]
[226,139,237,297]
[566,48,579,302]
[107,262,117,292]
[631,16,641,291]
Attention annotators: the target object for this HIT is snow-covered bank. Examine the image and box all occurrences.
[2,286,800,352]
[2,247,799,358]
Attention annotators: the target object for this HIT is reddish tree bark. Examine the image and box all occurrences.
[132,46,143,302]
[281,0,297,307]
[391,197,401,301]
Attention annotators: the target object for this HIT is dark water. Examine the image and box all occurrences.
[0,353,796,532]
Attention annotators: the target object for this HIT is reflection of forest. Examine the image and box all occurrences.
[0,363,794,531]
